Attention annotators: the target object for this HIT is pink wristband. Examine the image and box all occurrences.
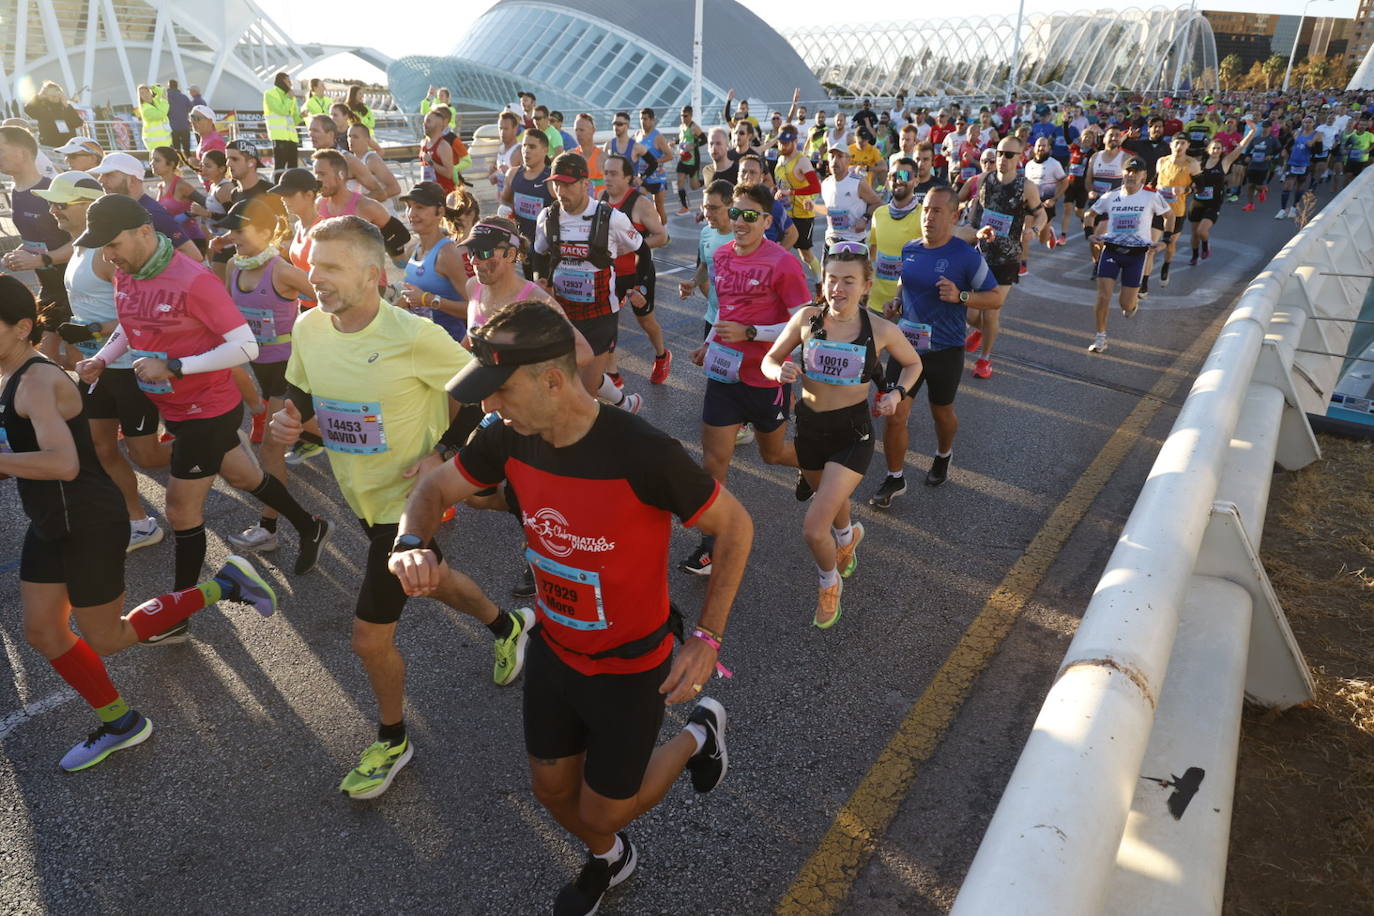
[691,628,733,678]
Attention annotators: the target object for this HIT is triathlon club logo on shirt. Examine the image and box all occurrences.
[523,507,616,558]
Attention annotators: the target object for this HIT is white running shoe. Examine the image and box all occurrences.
[1274,208,1287,219]
[619,392,643,414]
[1088,333,1108,353]
[735,424,755,446]
[226,524,280,552]
[127,519,164,553]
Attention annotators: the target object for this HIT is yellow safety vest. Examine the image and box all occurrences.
[139,90,171,150]
[263,87,302,143]
[305,94,333,118]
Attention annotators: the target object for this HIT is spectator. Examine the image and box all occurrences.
[23,81,84,147]
[166,79,192,156]
[137,84,172,150]
[346,85,375,134]
[190,85,208,109]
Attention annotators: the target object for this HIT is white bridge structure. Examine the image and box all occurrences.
[783,7,1219,99]
[0,0,390,110]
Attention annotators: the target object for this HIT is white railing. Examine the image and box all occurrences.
[951,168,1374,915]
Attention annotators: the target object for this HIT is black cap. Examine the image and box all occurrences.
[226,138,261,163]
[399,181,450,208]
[446,303,576,403]
[217,197,280,232]
[546,152,589,183]
[1124,157,1148,171]
[267,167,321,195]
[462,220,523,252]
[75,193,151,248]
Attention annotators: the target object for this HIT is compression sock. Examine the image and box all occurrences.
[124,579,225,641]
[678,187,688,209]
[173,524,207,591]
[487,612,514,640]
[247,473,316,533]
[832,524,854,547]
[49,640,120,711]
[1281,190,1291,208]
[259,516,279,533]
[378,720,406,747]
[1191,245,1199,259]
[597,373,625,403]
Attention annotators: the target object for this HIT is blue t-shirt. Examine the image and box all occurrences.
[1288,132,1316,169]
[12,179,72,251]
[899,237,997,351]
[1031,122,1066,151]
[137,194,191,250]
[764,199,794,245]
[697,225,733,326]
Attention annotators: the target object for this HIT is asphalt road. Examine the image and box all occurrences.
[0,187,1311,915]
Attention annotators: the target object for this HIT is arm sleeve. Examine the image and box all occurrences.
[795,167,822,197]
[284,382,315,423]
[179,324,259,374]
[627,429,722,526]
[533,209,551,256]
[380,216,411,256]
[93,325,130,364]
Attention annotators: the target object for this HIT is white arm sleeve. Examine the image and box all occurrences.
[751,318,797,342]
[93,325,130,364]
[179,323,259,374]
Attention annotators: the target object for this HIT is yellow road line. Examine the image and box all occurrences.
[776,311,1227,914]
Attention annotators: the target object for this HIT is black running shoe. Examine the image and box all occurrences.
[512,564,536,599]
[679,543,712,575]
[1160,260,1171,286]
[794,471,814,501]
[1139,276,1150,298]
[553,833,638,916]
[140,620,189,647]
[293,517,333,575]
[925,454,951,487]
[686,697,728,793]
[868,475,907,509]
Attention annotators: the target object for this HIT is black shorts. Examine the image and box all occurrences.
[615,266,656,317]
[573,313,619,356]
[1345,160,1367,177]
[354,520,445,625]
[795,399,875,475]
[82,367,160,436]
[886,345,962,407]
[793,216,815,251]
[1245,168,1271,186]
[986,256,1019,286]
[702,378,791,432]
[1043,203,1057,221]
[1189,203,1221,224]
[1064,180,1089,209]
[21,521,127,607]
[1097,243,1149,288]
[164,402,244,479]
[250,360,289,399]
[676,161,700,177]
[641,178,665,194]
[523,634,670,800]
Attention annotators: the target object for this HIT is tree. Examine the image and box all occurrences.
[1220,53,1243,90]
[1262,53,1286,90]
[1307,56,1333,88]
[1241,61,1268,91]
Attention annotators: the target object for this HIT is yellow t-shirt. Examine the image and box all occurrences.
[285,301,471,524]
[868,203,925,312]
[774,151,817,218]
[848,143,884,185]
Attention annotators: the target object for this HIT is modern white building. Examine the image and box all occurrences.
[0,0,389,111]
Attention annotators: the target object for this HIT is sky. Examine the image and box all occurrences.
[258,0,1365,82]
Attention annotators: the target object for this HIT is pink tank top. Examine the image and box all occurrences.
[467,280,540,331]
[318,191,362,220]
[230,256,297,364]
[159,175,205,240]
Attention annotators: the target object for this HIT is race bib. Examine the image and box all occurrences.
[803,338,867,386]
[0,427,11,453]
[1288,164,1307,175]
[1158,187,1179,202]
[239,305,282,345]
[1195,186,1215,201]
[704,340,744,384]
[527,549,607,631]
[1092,178,1113,194]
[898,318,932,352]
[421,162,436,182]
[1038,182,1057,199]
[513,192,543,221]
[875,252,902,282]
[1348,147,1364,162]
[981,208,1013,237]
[960,166,977,181]
[1069,162,1086,177]
[828,209,851,232]
[1250,150,1267,163]
[1109,212,1142,236]
[314,397,387,454]
[129,348,173,394]
[552,264,595,303]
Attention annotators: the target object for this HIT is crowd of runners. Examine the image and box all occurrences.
[2,82,1373,914]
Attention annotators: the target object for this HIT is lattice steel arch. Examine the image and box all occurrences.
[783,7,1218,99]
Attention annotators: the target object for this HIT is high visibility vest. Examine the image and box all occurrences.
[139,91,171,150]
[263,87,302,143]
[304,94,333,118]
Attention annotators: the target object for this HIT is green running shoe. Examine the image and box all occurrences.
[339,738,413,800]
[493,607,535,687]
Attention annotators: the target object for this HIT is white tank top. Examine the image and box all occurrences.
[66,247,132,369]
[822,172,865,242]
[1093,149,1127,180]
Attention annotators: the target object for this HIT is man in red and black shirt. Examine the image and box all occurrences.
[389,300,752,916]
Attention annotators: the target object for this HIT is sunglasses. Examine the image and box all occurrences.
[828,241,869,257]
[998,150,1020,159]
[891,169,913,182]
[470,245,511,261]
[47,200,86,211]
[727,207,764,222]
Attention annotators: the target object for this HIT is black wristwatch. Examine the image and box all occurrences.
[745,325,758,341]
[41,253,53,268]
[166,357,184,379]
[435,442,459,462]
[391,533,426,554]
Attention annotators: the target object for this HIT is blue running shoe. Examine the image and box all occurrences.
[217,555,278,617]
[59,713,153,772]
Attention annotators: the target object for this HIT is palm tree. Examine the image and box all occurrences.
[1261,54,1286,91]
[1308,56,1333,89]
[1220,53,1243,90]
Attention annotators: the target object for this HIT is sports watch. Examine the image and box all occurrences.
[390,533,426,554]
[166,357,184,378]
[958,290,970,304]
[745,325,758,341]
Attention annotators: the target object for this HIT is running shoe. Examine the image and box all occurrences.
[972,358,992,379]
[1123,300,1139,318]
[59,713,153,772]
[218,555,278,617]
[250,410,267,444]
[1057,233,1068,245]
[440,505,457,524]
[619,392,643,414]
[686,697,728,792]
[1274,208,1287,219]
[226,524,279,553]
[493,607,535,687]
[1018,261,1028,276]
[127,518,164,553]
[512,564,536,599]
[1241,203,1255,212]
[814,579,843,629]
[868,475,907,509]
[794,471,814,502]
[1045,235,1057,251]
[1227,193,1239,202]
[1202,242,1211,260]
[339,737,413,800]
[676,206,691,215]
[1088,332,1108,353]
[1258,188,1267,202]
[1139,277,1150,298]
[835,523,865,579]
[1160,261,1171,286]
[925,453,951,487]
[735,424,755,446]
[285,441,323,465]
[680,543,712,576]
[964,329,983,353]
[553,833,638,916]
[650,349,673,384]
[140,621,189,646]
[608,372,624,390]
[1189,255,1199,266]
[293,517,333,575]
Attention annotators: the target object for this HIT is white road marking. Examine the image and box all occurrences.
[0,690,77,741]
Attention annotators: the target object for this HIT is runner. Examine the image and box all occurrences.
[489,111,523,196]
[1313,112,1340,190]
[1335,115,1372,194]
[86,152,202,262]
[56,136,104,172]
[395,181,470,341]
[73,194,332,642]
[1024,137,1068,251]
[1152,134,1200,287]
[702,127,738,187]
[190,107,226,167]
[736,156,799,252]
[821,143,882,246]
[0,125,73,356]
[347,123,401,203]
[1083,127,1129,266]
[534,152,645,413]
[1241,124,1282,211]
[600,154,673,386]
[1,274,278,771]
[1188,123,1257,265]
[532,106,565,159]
[605,113,648,177]
[762,243,920,626]
[390,298,749,914]
[310,150,410,260]
[269,215,536,799]
[1061,126,1099,244]
[676,105,707,214]
[572,114,606,199]
[681,183,809,574]
[150,147,209,257]
[1084,158,1171,353]
[680,180,735,341]
[500,129,553,277]
[36,171,168,550]
[869,186,1002,507]
[867,157,929,318]
[419,107,456,195]
[636,108,677,226]
[848,128,887,189]
[772,124,823,277]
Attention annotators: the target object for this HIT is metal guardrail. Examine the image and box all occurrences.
[949,168,1374,915]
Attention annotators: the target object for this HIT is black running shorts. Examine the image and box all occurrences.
[250,360,289,400]
[82,367,160,437]
[702,379,791,432]
[573,313,619,356]
[886,345,962,407]
[523,634,671,800]
[354,520,445,625]
[795,399,875,475]
[792,215,815,251]
[163,402,244,479]
[21,521,127,607]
